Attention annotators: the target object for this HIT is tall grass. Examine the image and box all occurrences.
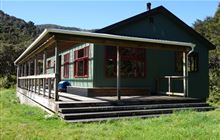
[0,88,220,140]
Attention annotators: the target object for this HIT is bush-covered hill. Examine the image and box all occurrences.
[193,4,220,104]
[0,10,91,77]
[0,10,40,77]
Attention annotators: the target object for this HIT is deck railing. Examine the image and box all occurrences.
[156,76,187,96]
[18,73,56,99]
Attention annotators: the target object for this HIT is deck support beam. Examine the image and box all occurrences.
[43,50,47,96]
[183,51,188,97]
[116,46,121,100]
[34,56,37,93]
[24,63,27,89]
[54,41,59,101]
[28,61,31,91]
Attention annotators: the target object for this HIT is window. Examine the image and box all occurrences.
[47,60,51,69]
[175,52,183,72]
[175,52,199,72]
[105,46,146,78]
[63,53,70,78]
[188,52,199,72]
[74,46,89,78]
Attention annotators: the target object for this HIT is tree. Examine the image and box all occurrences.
[193,3,220,104]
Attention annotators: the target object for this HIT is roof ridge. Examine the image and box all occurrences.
[96,5,215,50]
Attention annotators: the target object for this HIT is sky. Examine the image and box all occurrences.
[1,0,219,29]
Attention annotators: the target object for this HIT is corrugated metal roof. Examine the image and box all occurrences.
[14,28,195,64]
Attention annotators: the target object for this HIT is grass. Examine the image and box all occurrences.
[0,88,220,140]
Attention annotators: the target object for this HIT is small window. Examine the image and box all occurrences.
[74,46,89,78]
[47,60,51,69]
[175,52,183,72]
[175,52,199,72]
[188,52,199,72]
[105,46,146,78]
[63,53,70,78]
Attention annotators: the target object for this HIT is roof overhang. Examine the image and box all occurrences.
[14,28,195,65]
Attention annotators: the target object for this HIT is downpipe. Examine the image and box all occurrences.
[185,44,195,97]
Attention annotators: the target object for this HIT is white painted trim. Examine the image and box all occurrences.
[159,92,184,96]
[162,76,187,79]
[14,28,196,64]
[18,73,56,79]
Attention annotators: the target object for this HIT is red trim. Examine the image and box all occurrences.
[74,46,89,78]
[63,53,70,78]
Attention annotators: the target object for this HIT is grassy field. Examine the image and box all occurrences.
[0,88,220,140]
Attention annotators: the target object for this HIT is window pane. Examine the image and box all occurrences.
[74,47,90,77]
[64,53,69,62]
[78,61,84,76]
[175,52,183,72]
[106,46,116,58]
[78,49,84,58]
[84,60,88,75]
[106,59,116,77]
[64,64,69,78]
[188,52,199,72]
[120,60,145,78]
[105,46,145,78]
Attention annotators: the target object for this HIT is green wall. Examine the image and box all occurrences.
[47,43,94,88]
[94,46,184,93]
[45,12,209,99]
[95,13,209,99]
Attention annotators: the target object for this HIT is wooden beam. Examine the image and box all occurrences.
[54,34,189,52]
[48,78,51,99]
[38,79,40,95]
[28,61,31,75]
[43,50,47,96]
[28,61,31,91]
[116,46,121,100]
[34,57,37,93]
[183,51,188,97]
[24,64,27,88]
[168,77,171,93]
[54,41,59,101]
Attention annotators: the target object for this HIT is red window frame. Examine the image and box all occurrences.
[105,46,146,78]
[63,53,70,78]
[74,46,89,78]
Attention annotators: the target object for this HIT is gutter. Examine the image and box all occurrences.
[14,28,196,65]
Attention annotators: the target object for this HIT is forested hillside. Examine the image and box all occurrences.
[0,10,89,77]
[193,4,220,103]
[0,10,40,77]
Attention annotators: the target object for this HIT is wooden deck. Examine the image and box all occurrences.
[16,87,214,122]
[17,87,201,113]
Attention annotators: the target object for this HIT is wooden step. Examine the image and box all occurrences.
[58,98,202,108]
[65,114,168,123]
[59,102,209,114]
[58,101,111,108]
[60,106,214,120]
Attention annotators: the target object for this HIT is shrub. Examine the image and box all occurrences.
[0,75,16,89]
[208,70,220,104]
